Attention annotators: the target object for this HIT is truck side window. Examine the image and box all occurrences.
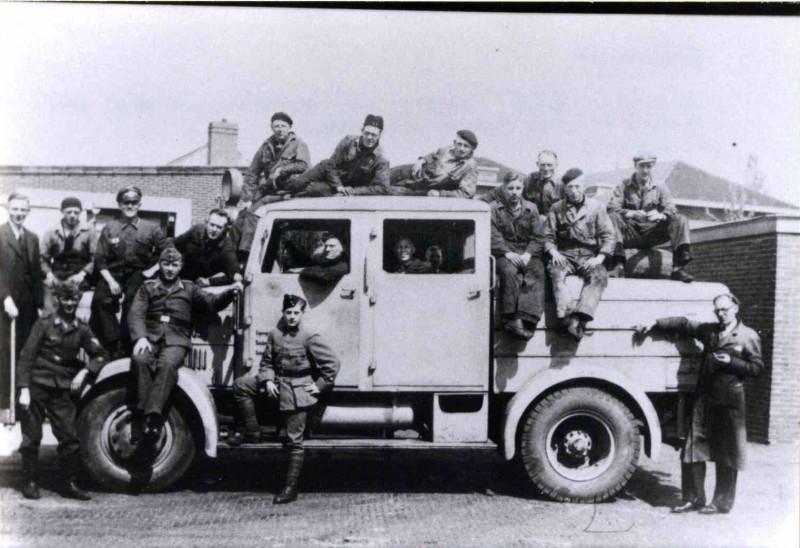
[262,219,351,274]
[383,219,475,274]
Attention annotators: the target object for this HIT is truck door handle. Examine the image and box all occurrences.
[468,289,481,300]
[340,288,356,299]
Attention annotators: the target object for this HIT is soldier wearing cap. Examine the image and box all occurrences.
[231,294,340,504]
[390,130,479,198]
[90,186,170,357]
[480,149,563,218]
[127,247,243,443]
[234,112,311,255]
[173,209,241,287]
[283,115,390,197]
[41,197,97,313]
[607,153,694,282]
[545,168,616,341]
[17,280,109,501]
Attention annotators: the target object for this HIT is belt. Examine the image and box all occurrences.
[275,367,312,378]
[147,314,192,329]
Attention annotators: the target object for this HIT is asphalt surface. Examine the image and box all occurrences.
[0,441,797,548]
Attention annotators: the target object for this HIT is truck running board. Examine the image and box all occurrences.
[218,438,498,452]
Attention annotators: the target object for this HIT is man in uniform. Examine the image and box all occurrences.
[17,280,109,500]
[389,237,431,274]
[544,169,616,341]
[283,115,390,197]
[173,209,241,287]
[480,150,563,218]
[231,294,340,504]
[128,248,242,442]
[491,172,546,340]
[606,153,694,282]
[390,130,479,198]
[91,186,170,357]
[1,193,44,410]
[638,293,763,515]
[40,197,97,313]
[234,112,311,255]
[292,233,350,284]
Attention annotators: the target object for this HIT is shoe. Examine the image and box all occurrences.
[21,454,41,500]
[698,503,728,515]
[142,413,164,442]
[671,501,701,513]
[273,452,304,504]
[22,479,41,500]
[562,315,584,342]
[227,431,262,446]
[63,477,92,501]
[670,268,694,283]
[503,319,534,341]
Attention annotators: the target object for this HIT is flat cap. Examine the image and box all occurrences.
[271,112,293,126]
[456,129,478,149]
[633,153,657,165]
[363,114,384,131]
[158,247,183,262]
[116,186,142,203]
[282,293,307,311]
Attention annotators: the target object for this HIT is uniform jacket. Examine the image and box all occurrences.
[480,172,563,216]
[243,132,311,202]
[128,278,235,348]
[299,257,350,284]
[544,197,616,256]
[0,223,43,308]
[490,198,544,258]
[17,314,108,389]
[95,216,170,274]
[40,222,96,280]
[391,259,432,274]
[607,174,679,219]
[257,323,341,411]
[324,135,391,193]
[410,145,478,198]
[656,317,763,406]
[173,224,240,285]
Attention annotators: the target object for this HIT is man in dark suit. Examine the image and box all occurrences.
[1,193,44,410]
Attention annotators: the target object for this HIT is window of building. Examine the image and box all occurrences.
[262,219,351,274]
[382,219,475,274]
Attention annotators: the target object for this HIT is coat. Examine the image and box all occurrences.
[257,323,340,411]
[656,317,763,469]
[40,222,97,280]
[480,172,563,217]
[544,197,616,257]
[409,145,478,198]
[325,135,391,193]
[243,132,311,202]
[173,224,240,285]
[490,198,544,258]
[607,174,679,219]
[94,216,170,275]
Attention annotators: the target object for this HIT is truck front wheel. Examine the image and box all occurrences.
[519,387,640,503]
[77,386,196,492]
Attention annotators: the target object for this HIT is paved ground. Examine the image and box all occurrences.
[0,441,797,548]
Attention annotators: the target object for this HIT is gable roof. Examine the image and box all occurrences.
[583,160,797,211]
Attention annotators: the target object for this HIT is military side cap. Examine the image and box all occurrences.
[116,185,142,202]
[283,293,307,310]
[633,153,657,165]
[54,279,82,299]
[363,114,384,130]
[271,112,293,126]
[456,129,478,149]
[159,247,183,262]
[60,197,82,211]
[562,168,584,185]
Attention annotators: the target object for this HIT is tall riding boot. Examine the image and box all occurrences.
[63,454,92,501]
[21,452,41,500]
[273,451,304,504]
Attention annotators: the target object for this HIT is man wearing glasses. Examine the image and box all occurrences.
[90,186,170,357]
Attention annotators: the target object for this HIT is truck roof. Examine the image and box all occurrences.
[258,196,493,213]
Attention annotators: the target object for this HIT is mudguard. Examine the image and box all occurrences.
[81,358,219,458]
[502,365,661,462]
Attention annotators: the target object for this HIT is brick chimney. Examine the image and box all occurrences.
[207,119,241,166]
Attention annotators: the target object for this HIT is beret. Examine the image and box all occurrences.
[158,247,183,262]
[283,293,307,311]
[633,153,657,165]
[561,168,584,185]
[363,114,384,131]
[60,197,82,211]
[116,186,142,203]
[456,129,478,149]
[271,112,293,126]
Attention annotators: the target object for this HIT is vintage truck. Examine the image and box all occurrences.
[74,196,722,502]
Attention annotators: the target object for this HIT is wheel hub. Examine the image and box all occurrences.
[563,430,592,459]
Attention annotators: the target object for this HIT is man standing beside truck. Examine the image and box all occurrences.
[544,168,616,341]
[490,172,546,340]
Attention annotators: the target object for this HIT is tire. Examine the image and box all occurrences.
[77,387,196,492]
[519,387,641,503]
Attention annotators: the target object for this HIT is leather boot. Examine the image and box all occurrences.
[142,412,164,442]
[273,452,304,504]
[21,453,41,500]
[63,455,91,500]
[562,314,584,341]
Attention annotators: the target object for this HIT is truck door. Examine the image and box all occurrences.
[244,213,369,388]
[369,213,491,389]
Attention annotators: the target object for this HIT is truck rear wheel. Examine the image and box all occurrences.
[78,387,195,492]
[519,387,640,503]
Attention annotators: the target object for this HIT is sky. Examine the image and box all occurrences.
[1,5,798,206]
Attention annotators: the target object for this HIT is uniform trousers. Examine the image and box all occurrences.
[233,195,285,254]
[548,248,609,321]
[90,270,145,354]
[20,383,81,471]
[496,256,545,323]
[609,213,692,263]
[131,342,187,415]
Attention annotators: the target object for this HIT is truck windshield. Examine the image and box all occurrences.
[262,218,351,274]
[383,219,475,274]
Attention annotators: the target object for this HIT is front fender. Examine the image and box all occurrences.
[82,358,219,458]
[501,366,661,462]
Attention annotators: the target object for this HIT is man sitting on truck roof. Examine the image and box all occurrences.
[389,130,479,198]
[389,237,432,274]
[282,114,391,197]
[544,168,616,341]
[606,153,694,283]
[479,149,563,218]
[490,172,546,340]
